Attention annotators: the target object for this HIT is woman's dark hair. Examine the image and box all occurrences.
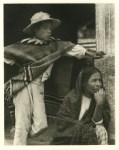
[81,67,103,93]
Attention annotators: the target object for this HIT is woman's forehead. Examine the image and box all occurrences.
[89,72,101,80]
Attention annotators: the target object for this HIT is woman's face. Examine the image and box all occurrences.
[84,72,102,96]
[34,21,52,41]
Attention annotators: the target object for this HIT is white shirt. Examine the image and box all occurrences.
[79,95,91,120]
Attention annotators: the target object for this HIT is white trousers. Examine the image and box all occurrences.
[13,77,48,145]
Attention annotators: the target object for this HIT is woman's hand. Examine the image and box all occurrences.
[94,88,105,105]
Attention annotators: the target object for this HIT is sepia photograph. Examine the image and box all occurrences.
[3,2,117,147]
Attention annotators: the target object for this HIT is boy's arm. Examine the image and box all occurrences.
[65,44,105,59]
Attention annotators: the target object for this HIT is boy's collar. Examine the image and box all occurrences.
[21,37,55,45]
[28,38,44,44]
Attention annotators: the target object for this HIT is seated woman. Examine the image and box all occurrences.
[50,66,111,145]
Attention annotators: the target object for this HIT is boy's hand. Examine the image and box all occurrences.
[85,49,106,59]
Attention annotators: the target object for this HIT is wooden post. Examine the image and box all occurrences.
[96,4,114,55]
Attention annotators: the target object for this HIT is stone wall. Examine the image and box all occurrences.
[95,56,115,144]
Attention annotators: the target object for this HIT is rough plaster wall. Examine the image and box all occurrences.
[95,56,115,143]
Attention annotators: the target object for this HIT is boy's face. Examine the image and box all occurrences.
[34,21,52,41]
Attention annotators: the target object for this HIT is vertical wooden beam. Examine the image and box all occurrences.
[110,4,115,55]
[96,4,114,55]
[96,4,105,53]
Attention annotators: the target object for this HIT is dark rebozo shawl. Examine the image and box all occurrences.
[51,71,111,145]
[4,39,75,98]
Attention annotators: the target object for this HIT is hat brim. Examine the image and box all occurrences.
[23,18,61,35]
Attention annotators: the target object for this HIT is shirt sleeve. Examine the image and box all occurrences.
[4,58,15,65]
[91,118,103,125]
[64,44,86,59]
[95,125,108,144]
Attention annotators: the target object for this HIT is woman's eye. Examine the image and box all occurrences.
[92,79,96,82]
[92,79,101,82]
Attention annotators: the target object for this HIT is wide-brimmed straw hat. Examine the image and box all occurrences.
[23,12,61,35]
